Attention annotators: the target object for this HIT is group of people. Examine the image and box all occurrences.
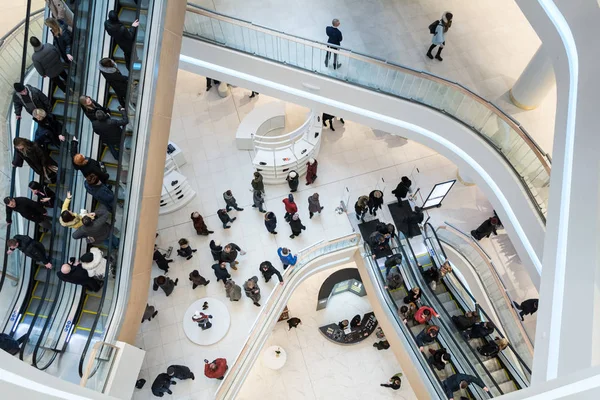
[147,360,228,396]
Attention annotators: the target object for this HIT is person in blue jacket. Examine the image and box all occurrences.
[324,18,343,69]
[442,373,488,399]
[277,247,297,270]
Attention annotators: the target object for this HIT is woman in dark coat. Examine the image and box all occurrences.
[286,171,299,192]
[288,213,306,239]
[153,275,179,297]
[104,11,138,69]
[251,171,264,193]
[98,57,128,107]
[191,212,214,235]
[306,158,318,184]
[28,181,56,208]
[13,137,57,183]
[79,95,110,121]
[392,176,412,202]
[368,190,384,216]
[210,240,222,261]
[33,108,64,149]
[189,270,210,289]
[71,137,110,183]
[451,311,480,331]
[403,286,421,304]
[264,211,277,234]
[45,18,72,62]
[471,216,500,241]
[354,195,369,221]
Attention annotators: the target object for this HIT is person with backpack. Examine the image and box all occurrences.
[427,12,453,61]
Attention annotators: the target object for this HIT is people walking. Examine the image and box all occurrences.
[380,373,402,390]
[30,36,68,92]
[282,194,298,222]
[252,190,266,212]
[7,235,52,269]
[217,208,236,229]
[471,215,501,241]
[98,58,128,107]
[191,212,214,235]
[84,174,115,211]
[324,19,342,69]
[225,279,242,301]
[71,137,110,182]
[223,190,244,211]
[212,262,231,286]
[368,190,384,216]
[243,276,261,306]
[264,211,277,234]
[177,238,197,260]
[260,261,283,284]
[153,275,179,297]
[72,205,119,248]
[277,247,297,270]
[13,137,58,183]
[189,270,210,289]
[4,196,52,231]
[392,176,412,202]
[210,240,223,261]
[288,213,306,239]
[12,83,50,119]
[104,12,139,69]
[92,106,128,160]
[427,12,453,62]
[286,171,299,192]
[153,244,173,273]
[308,193,324,218]
[306,158,318,185]
[512,299,539,321]
[141,304,158,323]
[221,243,244,270]
[354,195,369,221]
[251,172,264,193]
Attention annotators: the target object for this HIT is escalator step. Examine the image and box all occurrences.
[76,311,97,330]
[490,369,511,385]
[437,292,452,303]
[83,295,102,311]
[498,381,518,394]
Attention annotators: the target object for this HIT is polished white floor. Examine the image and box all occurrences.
[131,69,538,399]
[192,0,556,155]
[237,266,418,400]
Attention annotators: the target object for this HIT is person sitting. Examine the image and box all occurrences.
[414,305,439,324]
[350,314,362,328]
[428,348,451,371]
[28,181,55,209]
[477,337,509,357]
[392,176,412,202]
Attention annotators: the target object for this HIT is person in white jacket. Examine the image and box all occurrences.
[80,247,107,278]
[426,12,453,61]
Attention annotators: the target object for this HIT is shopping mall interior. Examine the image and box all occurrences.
[0,0,599,399]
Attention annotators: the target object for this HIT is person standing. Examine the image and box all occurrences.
[71,137,110,182]
[45,0,73,28]
[210,240,223,261]
[212,262,231,286]
[45,18,73,63]
[512,299,538,321]
[252,190,266,213]
[471,216,501,241]
[286,171,299,192]
[392,176,412,202]
[221,243,244,270]
[204,358,228,380]
[259,261,283,284]
[452,311,480,331]
[288,213,306,239]
[464,321,495,340]
[72,205,119,248]
[251,172,265,193]
[354,195,369,222]
[12,83,50,119]
[414,305,439,324]
[7,235,52,269]
[442,373,489,399]
[57,260,102,292]
[191,212,214,235]
[368,190,384,216]
[324,19,343,69]
[225,279,242,301]
[189,270,210,289]
[282,194,298,222]
[427,12,453,61]
[98,58,128,107]
[380,373,402,390]
[264,211,277,234]
[28,181,56,209]
[80,248,107,279]
[153,275,179,296]
[4,196,52,231]
[84,174,115,211]
[104,12,139,70]
[13,137,58,183]
[428,348,451,371]
[153,244,173,273]
[415,325,439,352]
[92,107,128,160]
[404,286,422,304]
[223,190,244,211]
[33,109,65,149]
[308,193,324,219]
[30,37,68,92]
[306,158,318,185]
[79,95,110,122]
[243,276,262,306]
[217,209,236,229]
[277,247,297,270]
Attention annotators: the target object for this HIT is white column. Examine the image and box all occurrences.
[509,46,555,110]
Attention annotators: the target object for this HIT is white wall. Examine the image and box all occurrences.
[178,38,546,287]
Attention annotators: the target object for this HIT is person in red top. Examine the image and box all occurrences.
[282,194,298,222]
[204,358,228,380]
[414,306,439,324]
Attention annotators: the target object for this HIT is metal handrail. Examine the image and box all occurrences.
[185,4,551,173]
[79,341,120,389]
[438,222,535,352]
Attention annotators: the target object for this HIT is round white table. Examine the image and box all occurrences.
[183,298,230,346]
[261,345,287,370]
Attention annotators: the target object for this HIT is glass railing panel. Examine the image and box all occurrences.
[188,5,552,220]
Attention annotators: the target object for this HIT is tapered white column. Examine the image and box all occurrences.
[509,46,555,110]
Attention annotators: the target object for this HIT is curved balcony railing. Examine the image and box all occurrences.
[184,3,551,221]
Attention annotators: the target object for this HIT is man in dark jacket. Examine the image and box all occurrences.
[71,137,110,182]
[209,239,223,261]
[260,261,283,284]
[167,364,195,380]
[451,311,480,331]
[513,298,538,321]
[72,205,118,247]
[4,196,51,230]
[92,107,128,160]
[442,373,488,399]
[392,176,412,202]
[13,83,50,119]
[104,12,139,70]
[428,348,451,371]
[57,260,102,292]
[217,208,236,229]
[324,18,342,69]
[212,262,231,286]
[464,321,495,340]
[153,244,173,273]
[151,372,175,397]
[30,36,68,92]
[84,173,115,211]
[7,235,52,269]
[221,243,243,270]
[384,253,403,277]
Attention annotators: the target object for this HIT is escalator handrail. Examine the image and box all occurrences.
[395,233,497,397]
[424,222,532,376]
[437,222,535,354]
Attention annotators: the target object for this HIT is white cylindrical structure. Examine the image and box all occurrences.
[509,46,555,110]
